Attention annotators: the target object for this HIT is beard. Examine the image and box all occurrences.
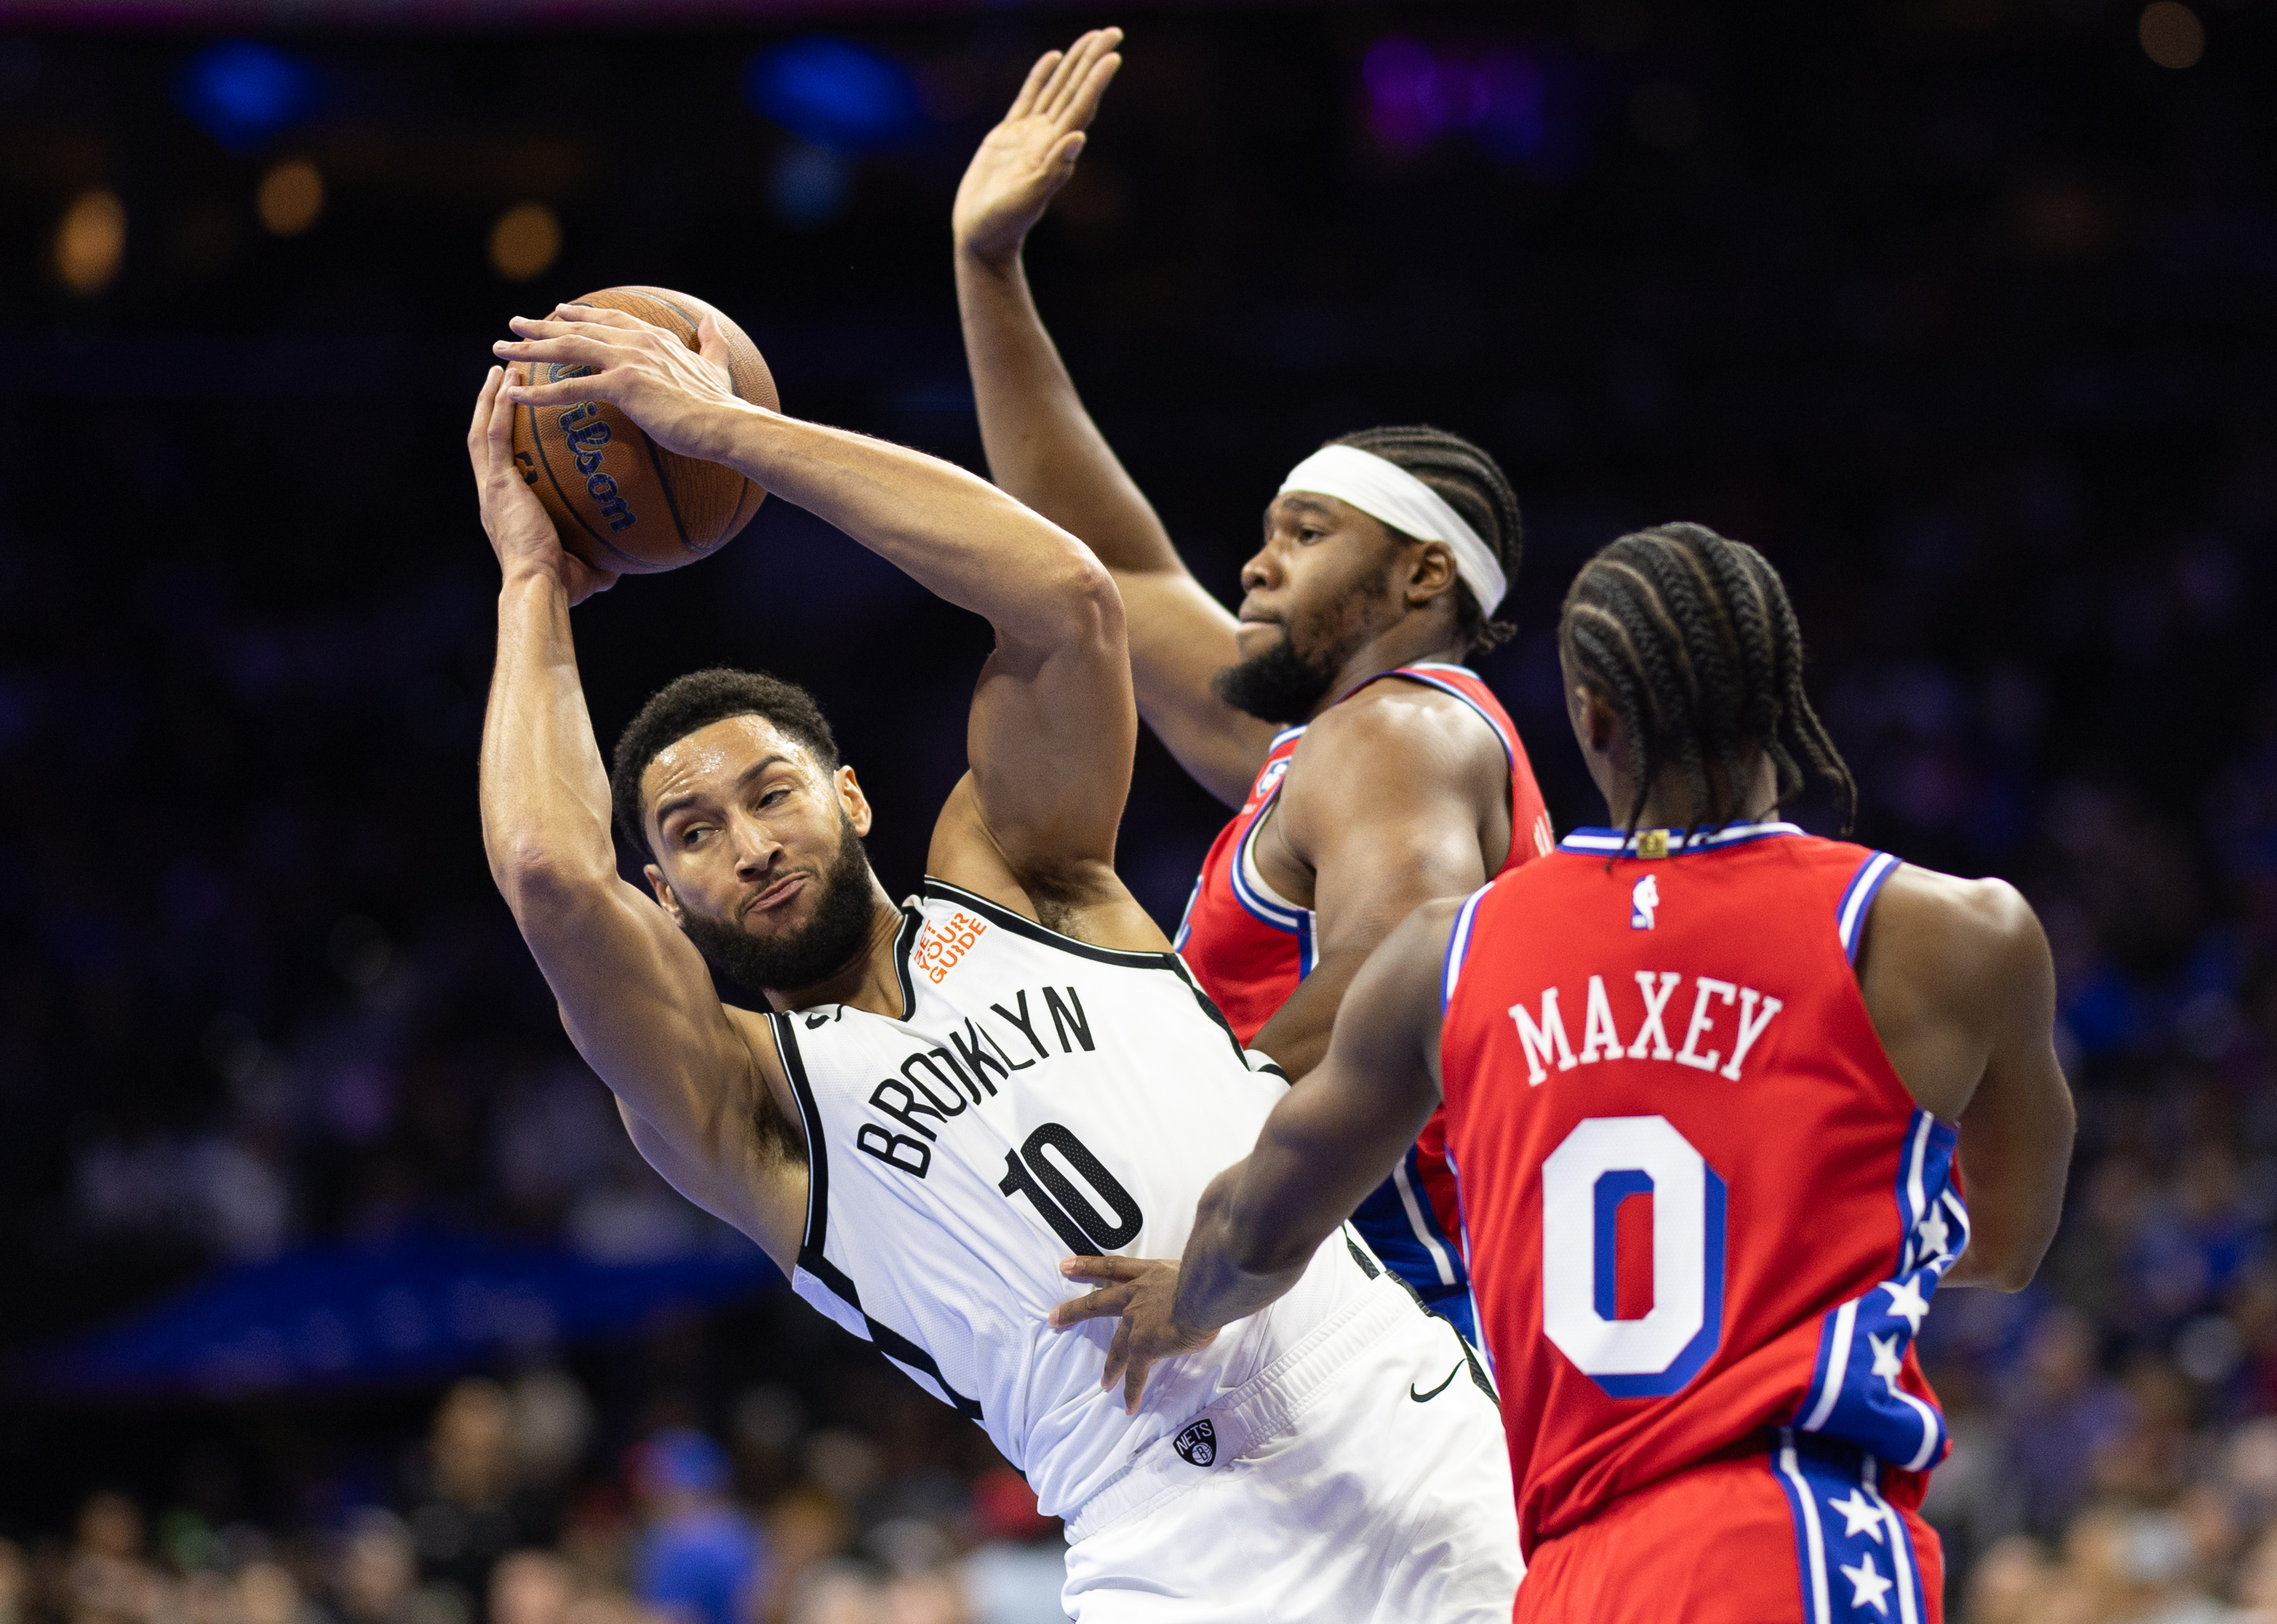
[1211,564,1394,723]
[1211,633,1344,723]
[678,815,880,995]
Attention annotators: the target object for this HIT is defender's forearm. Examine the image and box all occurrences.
[479,571,618,898]
[1172,1159,1319,1336]
[954,245,1187,580]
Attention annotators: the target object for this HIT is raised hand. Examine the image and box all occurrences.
[468,364,617,605]
[494,304,745,464]
[1048,1253,1219,1414]
[953,28,1123,268]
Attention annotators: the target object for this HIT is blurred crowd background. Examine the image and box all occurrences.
[1,1,2273,1619]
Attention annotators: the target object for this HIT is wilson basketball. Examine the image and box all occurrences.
[511,286,780,575]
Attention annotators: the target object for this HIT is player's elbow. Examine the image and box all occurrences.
[1954,1237,2050,1293]
[1222,1224,1316,1279]
[1032,547,1125,646]
[488,831,610,914]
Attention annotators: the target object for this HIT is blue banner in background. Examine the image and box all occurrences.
[31,1230,778,1399]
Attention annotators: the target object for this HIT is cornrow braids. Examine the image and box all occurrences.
[1330,424,1522,653]
[1558,523,1857,840]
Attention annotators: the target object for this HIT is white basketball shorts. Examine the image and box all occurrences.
[1059,1269,1523,1623]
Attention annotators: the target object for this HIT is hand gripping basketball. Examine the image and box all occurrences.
[468,365,618,605]
[495,304,748,465]
[1050,1254,1220,1415]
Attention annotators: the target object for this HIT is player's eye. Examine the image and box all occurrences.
[1299,527,1324,543]
[757,788,788,809]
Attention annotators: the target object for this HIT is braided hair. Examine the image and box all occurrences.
[1558,522,1856,838]
[1330,424,1521,653]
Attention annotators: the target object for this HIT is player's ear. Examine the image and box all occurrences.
[1568,683,1618,758]
[1405,540,1458,608]
[643,864,683,921]
[834,765,874,837]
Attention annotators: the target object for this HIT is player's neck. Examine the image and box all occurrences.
[764,889,908,1017]
[1310,621,1467,720]
[1605,755,1782,833]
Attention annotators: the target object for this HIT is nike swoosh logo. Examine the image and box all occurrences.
[1410,1364,1462,1403]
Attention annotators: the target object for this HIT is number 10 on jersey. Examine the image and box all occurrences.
[1000,1122,1146,1256]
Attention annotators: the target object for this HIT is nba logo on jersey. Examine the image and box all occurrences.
[1630,875,1660,931]
[1174,1419,1218,1467]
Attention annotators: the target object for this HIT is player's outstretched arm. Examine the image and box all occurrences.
[1861,869,2076,1291]
[494,314,1143,933]
[1053,898,1456,1409]
[953,28,1277,808]
[470,367,804,1264]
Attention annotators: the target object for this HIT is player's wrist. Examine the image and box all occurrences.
[497,559,570,600]
[683,395,775,467]
[953,231,1027,280]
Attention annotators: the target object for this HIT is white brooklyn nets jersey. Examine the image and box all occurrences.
[768,879,1373,1519]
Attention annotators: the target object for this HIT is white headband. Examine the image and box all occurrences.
[1278,444,1508,615]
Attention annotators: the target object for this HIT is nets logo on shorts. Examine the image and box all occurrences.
[1172,1419,1217,1467]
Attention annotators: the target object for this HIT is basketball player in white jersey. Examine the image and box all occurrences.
[471,308,1521,1619]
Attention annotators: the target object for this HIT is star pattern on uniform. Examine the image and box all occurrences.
[1840,1551,1894,1615]
[1827,1487,1886,1542]
[1882,1275,1930,1334]
[1869,1331,1905,1383]
[1915,1208,1950,1260]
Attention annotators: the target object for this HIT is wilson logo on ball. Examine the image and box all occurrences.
[555,400,634,533]
[508,286,779,575]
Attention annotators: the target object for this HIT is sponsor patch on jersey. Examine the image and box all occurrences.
[1172,1418,1218,1467]
[911,910,989,984]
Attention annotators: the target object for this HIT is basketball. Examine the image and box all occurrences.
[509,285,779,575]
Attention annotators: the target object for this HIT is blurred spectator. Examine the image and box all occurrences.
[489,1553,573,1624]
[2003,1308,2137,1539]
[629,1432,767,1624]
[338,1507,470,1624]
[0,1541,24,1624]
[406,1380,557,1620]
[953,1471,1060,1624]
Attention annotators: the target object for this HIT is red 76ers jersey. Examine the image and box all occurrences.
[1174,663,1553,1332]
[1436,823,1965,1558]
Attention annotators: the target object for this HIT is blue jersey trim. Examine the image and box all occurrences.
[1792,1110,1963,1473]
[1772,1431,1928,1624]
[1440,883,1492,1012]
[1836,851,1901,964]
[1559,820,1804,855]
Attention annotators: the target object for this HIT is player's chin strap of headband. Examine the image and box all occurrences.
[1277,445,1508,615]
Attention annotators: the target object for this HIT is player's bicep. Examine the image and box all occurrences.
[1951,898,2074,1289]
[514,877,759,1161]
[1291,721,1494,957]
[962,588,1138,874]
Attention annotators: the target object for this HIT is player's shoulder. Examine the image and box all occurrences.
[1290,672,1503,777]
[1863,860,2044,995]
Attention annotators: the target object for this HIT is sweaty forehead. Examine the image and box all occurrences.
[642,714,812,810]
